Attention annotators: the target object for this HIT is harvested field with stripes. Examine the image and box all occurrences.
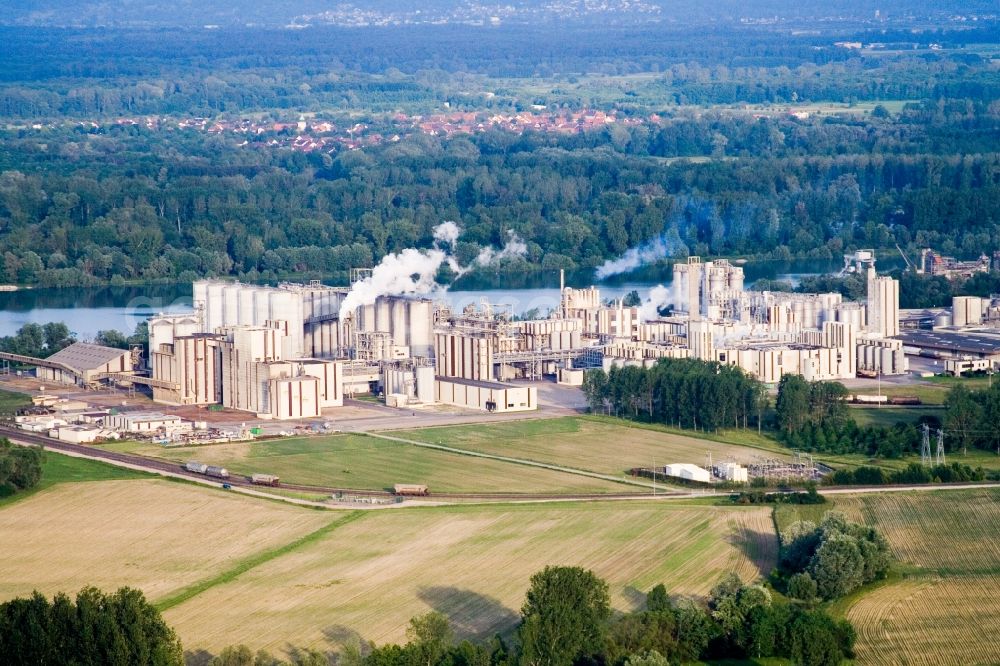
[836,489,1000,665]
[164,502,777,656]
[0,479,332,602]
[834,489,1000,574]
[847,576,1000,666]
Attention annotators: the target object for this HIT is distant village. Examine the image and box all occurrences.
[9,109,650,154]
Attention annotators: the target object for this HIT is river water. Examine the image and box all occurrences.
[0,258,890,338]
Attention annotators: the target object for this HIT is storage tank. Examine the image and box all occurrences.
[934,313,952,328]
[237,287,253,326]
[376,298,392,334]
[881,347,894,372]
[205,282,226,332]
[894,349,906,374]
[415,365,435,403]
[391,298,408,348]
[222,284,241,326]
[408,300,433,357]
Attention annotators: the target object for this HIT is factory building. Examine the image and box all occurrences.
[599,253,905,382]
[867,275,900,338]
[150,332,224,405]
[103,412,189,434]
[434,376,537,412]
[37,342,135,386]
[146,254,907,419]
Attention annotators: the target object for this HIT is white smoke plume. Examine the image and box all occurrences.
[476,231,528,266]
[339,221,460,318]
[338,247,449,318]
[595,235,681,280]
[639,284,674,321]
[433,220,461,247]
[339,223,534,319]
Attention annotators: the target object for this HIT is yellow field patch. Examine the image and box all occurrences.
[0,480,332,603]
[833,489,1000,573]
[165,502,776,656]
[848,576,1000,666]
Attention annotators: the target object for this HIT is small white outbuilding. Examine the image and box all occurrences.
[662,463,711,483]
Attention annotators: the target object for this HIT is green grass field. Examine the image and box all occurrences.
[103,433,628,494]
[0,387,30,415]
[387,416,787,479]
[849,405,943,428]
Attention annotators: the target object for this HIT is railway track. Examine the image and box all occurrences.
[0,426,667,501]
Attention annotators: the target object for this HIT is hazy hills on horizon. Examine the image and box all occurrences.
[6,0,996,29]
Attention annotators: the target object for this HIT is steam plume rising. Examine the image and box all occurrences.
[338,222,527,319]
[338,247,448,318]
[433,221,461,247]
[595,235,681,280]
[476,230,528,266]
[639,284,673,321]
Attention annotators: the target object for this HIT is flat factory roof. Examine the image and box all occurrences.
[435,375,520,390]
[898,330,1000,356]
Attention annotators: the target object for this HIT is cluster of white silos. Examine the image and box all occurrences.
[351,296,434,358]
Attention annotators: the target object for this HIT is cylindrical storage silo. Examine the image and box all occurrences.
[408,300,433,357]
[239,287,255,326]
[222,284,241,327]
[391,299,408,348]
[206,282,225,332]
[376,298,392,334]
[881,347,894,373]
[416,365,435,403]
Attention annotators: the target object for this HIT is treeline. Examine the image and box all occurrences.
[0,322,147,358]
[943,383,1000,454]
[582,358,766,431]
[0,439,42,497]
[775,374,929,457]
[3,23,997,117]
[0,586,182,665]
[337,566,856,666]
[0,323,74,358]
[0,101,998,286]
[779,512,891,601]
[827,462,986,486]
[732,485,826,505]
[782,420,925,458]
[1,568,858,666]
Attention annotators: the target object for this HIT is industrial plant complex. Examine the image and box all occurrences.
[9,251,1000,413]
[4,249,1000,478]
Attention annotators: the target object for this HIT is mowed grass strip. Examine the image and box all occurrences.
[847,576,1000,666]
[163,502,777,657]
[0,479,333,603]
[385,416,779,480]
[104,433,626,494]
[156,511,365,612]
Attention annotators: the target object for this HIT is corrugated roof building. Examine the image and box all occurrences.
[38,342,133,385]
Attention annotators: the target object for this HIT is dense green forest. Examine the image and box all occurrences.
[0,22,997,286]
